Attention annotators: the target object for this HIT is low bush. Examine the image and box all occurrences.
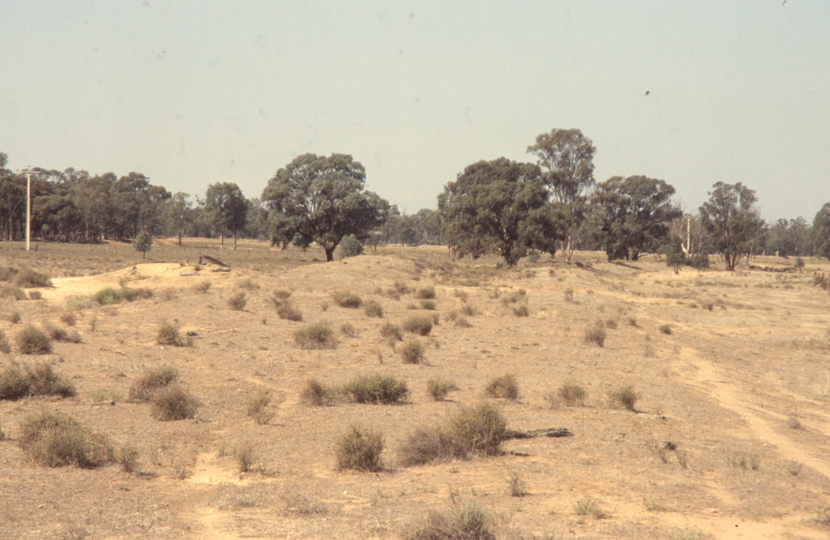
[427,378,457,401]
[340,323,357,338]
[364,299,384,318]
[334,424,384,471]
[402,316,433,336]
[659,324,672,335]
[150,384,200,421]
[192,280,212,294]
[4,310,21,324]
[13,268,52,288]
[460,304,476,316]
[0,363,76,400]
[338,234,364,258]
[234,440,258,473]
[44,323,81,344]
[485,374,519,400]
[273,289,292,300]
[403,502,494,540]
[610,385,640,411]
[573,496,610,519]
[92,287,152,305]
[228,292,247,311]
[400,339,425,364]
[344,373,409,404]
[0,330,10,354]
[294,323,338,349]
[246,389,273,425]
[419,299,437,310]
[584,322,606,347]
[16,325,52,354]
[380,323,403,343]
[277,302,303,321]
[157,321,188,347]
[28,291,42,300]
[512,305,529,317]
[59,311,77,327]
[0,285,26,301]
[0,364,30,399]
[117,445,141,473]
[332,291,362,308]
[557,381,587,406]
[18,411,114,468]
[453,316,471,328]
[236,278,260,291]
[415,286,436,300]
[128,366,179,401]
[301,378,337,406]
[399,403,506,466]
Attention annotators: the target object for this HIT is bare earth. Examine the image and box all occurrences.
[1,242,829,539]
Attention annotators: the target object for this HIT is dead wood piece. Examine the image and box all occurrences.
[502,427,573,440]
[199,255,230,267]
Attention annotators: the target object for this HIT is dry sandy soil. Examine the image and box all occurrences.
[1,240,829,539]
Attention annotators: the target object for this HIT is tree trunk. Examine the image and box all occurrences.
[562,235,573,262]
[325,247,335,262]
[233,231,238,250]
[220,233,225,248]
[178,231,183,247]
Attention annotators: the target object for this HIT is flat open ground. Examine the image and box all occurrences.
[1,240,829,539]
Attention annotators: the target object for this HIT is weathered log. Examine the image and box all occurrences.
[199,255,230,267]
[502,427,573,440]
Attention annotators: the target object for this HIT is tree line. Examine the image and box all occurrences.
[2,131,830,270]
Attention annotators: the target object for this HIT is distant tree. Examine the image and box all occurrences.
[527,128,597,262]
[699,182,766,270]
[133,230,153,260]
[205,182,248,249]
[439,157,561,268]
[811,202,830,261]
[161,192,195,247]
[590,175,682,261]
[767,217,810,257]
[70,173,115,241]
[261,153,389,262]
[0,152,7,168]
[665,234,686,274]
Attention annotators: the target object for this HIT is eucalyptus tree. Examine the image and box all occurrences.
[205,182,248,249]
[699,182,766,270]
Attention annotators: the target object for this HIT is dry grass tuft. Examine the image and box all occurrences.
[584,321,607,347]
[13,268,52,288]
[400,339,425,364]
[0,329,11,355]
[128,366,179,401]
[0,362,76,400]
[415,285,436,299]
[332,290,362,308]
[402,502,494,540]
[573,495,610,519]
[485,374,519,400]
[18,410,114,468]
[343,373,409,404]
[427,378,458,401]
[403,315,434,336]
[364,299,384,318]
[301,378,338,406]
[610,385,640,411]
[15,325,52,354]
[150,384,200,421]
[246,389,273,425]
[294,322,338,349]
[192,280,212,294]
[557,381,587,406]
[334,424,384,472]
[228,292,247,311]
[381,323,404,343]
[157,321,189,347]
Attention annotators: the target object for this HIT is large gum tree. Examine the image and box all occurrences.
[699,182,766,270]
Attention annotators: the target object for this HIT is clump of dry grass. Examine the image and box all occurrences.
[294,322,338,349]
[150,384,200,421]
[28,290,42,300]
[415,285,436,299]
[246,389,273,425]
[0,330,11,355]
[556,381,587,406]
[399,402,506,466]
[340,322,357,337]
[427,378,458,401]
[43,323,82,344]
[128,366,179,401]
[363,299,383,318]
[234,440,259,473]
[403,315,433,336]
[228,292,247,311]
[18,410,114,468]
[609,385,640,411]
[584,321,606,347]
[380,323,403,343]
[117,445,141,474]
[512,305,529,317]
[0,285,26,301]
[573,496,610,519]
[236,278,260,291]
[0,363,76,400]
[301,378,338,406]
[659,324,673,335]
[192,280,212,294]
[277,301,303,321]
[332,291,362,308]
[343,373,409,404]
[157,321,189,347]
[402,502,494,540]
[4,310,21,324]
[419,299,437,310]
[15,325,52,354]
[13,268,52,288]
[400,339,425,364]
[334,424,384,472]
[460,304,476,316]
[59,311,77,327]
[485,374,518,400]
[273,289,292,300]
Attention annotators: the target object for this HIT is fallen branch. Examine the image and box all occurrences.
[502,427,573,440]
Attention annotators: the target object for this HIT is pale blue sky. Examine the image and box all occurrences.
[2,1,828,221]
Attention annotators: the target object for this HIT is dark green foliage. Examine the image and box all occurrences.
[12,268,52,288]
[440,157,562,268]
[400,340,425,364]
[592,176,682,261]
[666,234,686,273]
[128,366,178,401]
[334,424,384,471]
[205,182,248,249]
[262,153,390,262]
[768,217,811,258]
[699,182,766,270]
[687,252,710,269]
[338,234,364,258]
[343,373,409,404]
[332,290,362,308]
[18,411,115,468]
[0,363,75,400]
[402,315,433,336]
[132,230,153,259]
[294,322,338,349]
[812,202,830,260]
[485,374,519,400]
[150,384,200,420]
[16,325,52,354]
[403,502,495,540]
[399,403,507,466]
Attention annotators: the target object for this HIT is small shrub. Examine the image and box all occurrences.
[363,299,383,318]
[573,496,610,519]
[92,287,153,305]
[605,318,618,329]
[157,287,177,301]
[460,304,476,316]
[192,280,212,293]
[610,385,640,411]
[301,378,337,406]
[557,381,587,406]
[332,291,362,308]
[5,311,21,324]
[0,285,26,301]
[400,339,425,364]
[277,302,303,321]
[787,416,803,430]
[236,278,260,291]
[344,373,409,404]
[228,292,247,311]
[380,322,403,344]
[627,316,637,327]
[157,321,188,347]
[117,287,153,302]
[485,374,518,400]
[659,324,672,335]
[334,424,384,471]
[150,384,200,421]
[338,234,364,258]
[28,290,42,300]
[415,286,436,299]
[13,268,52,288]
[0,330,10,354]
[246,389,273,425]
[419,299,437,310]
[403,502,494,540]
[23,363,76,397]
[508,471,528,497]
[427,378,457,401]
[563,288,576,303]
[512,305,529,317]
[117,445,141,473]
[454,316,471,328]
[59,311,77,327]
[234,440,258,472]
[402,315,433,336]
[294,322,338,349]
[273,289,292,300]
[16,325,52,354]
[128,366,178,401]
[18,411,114,468]
[0,364,29,399]
[399,403,506,466]
[339,323,357,338]
[583,322,606,347]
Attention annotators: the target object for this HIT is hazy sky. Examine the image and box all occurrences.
[2,1,828,221]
